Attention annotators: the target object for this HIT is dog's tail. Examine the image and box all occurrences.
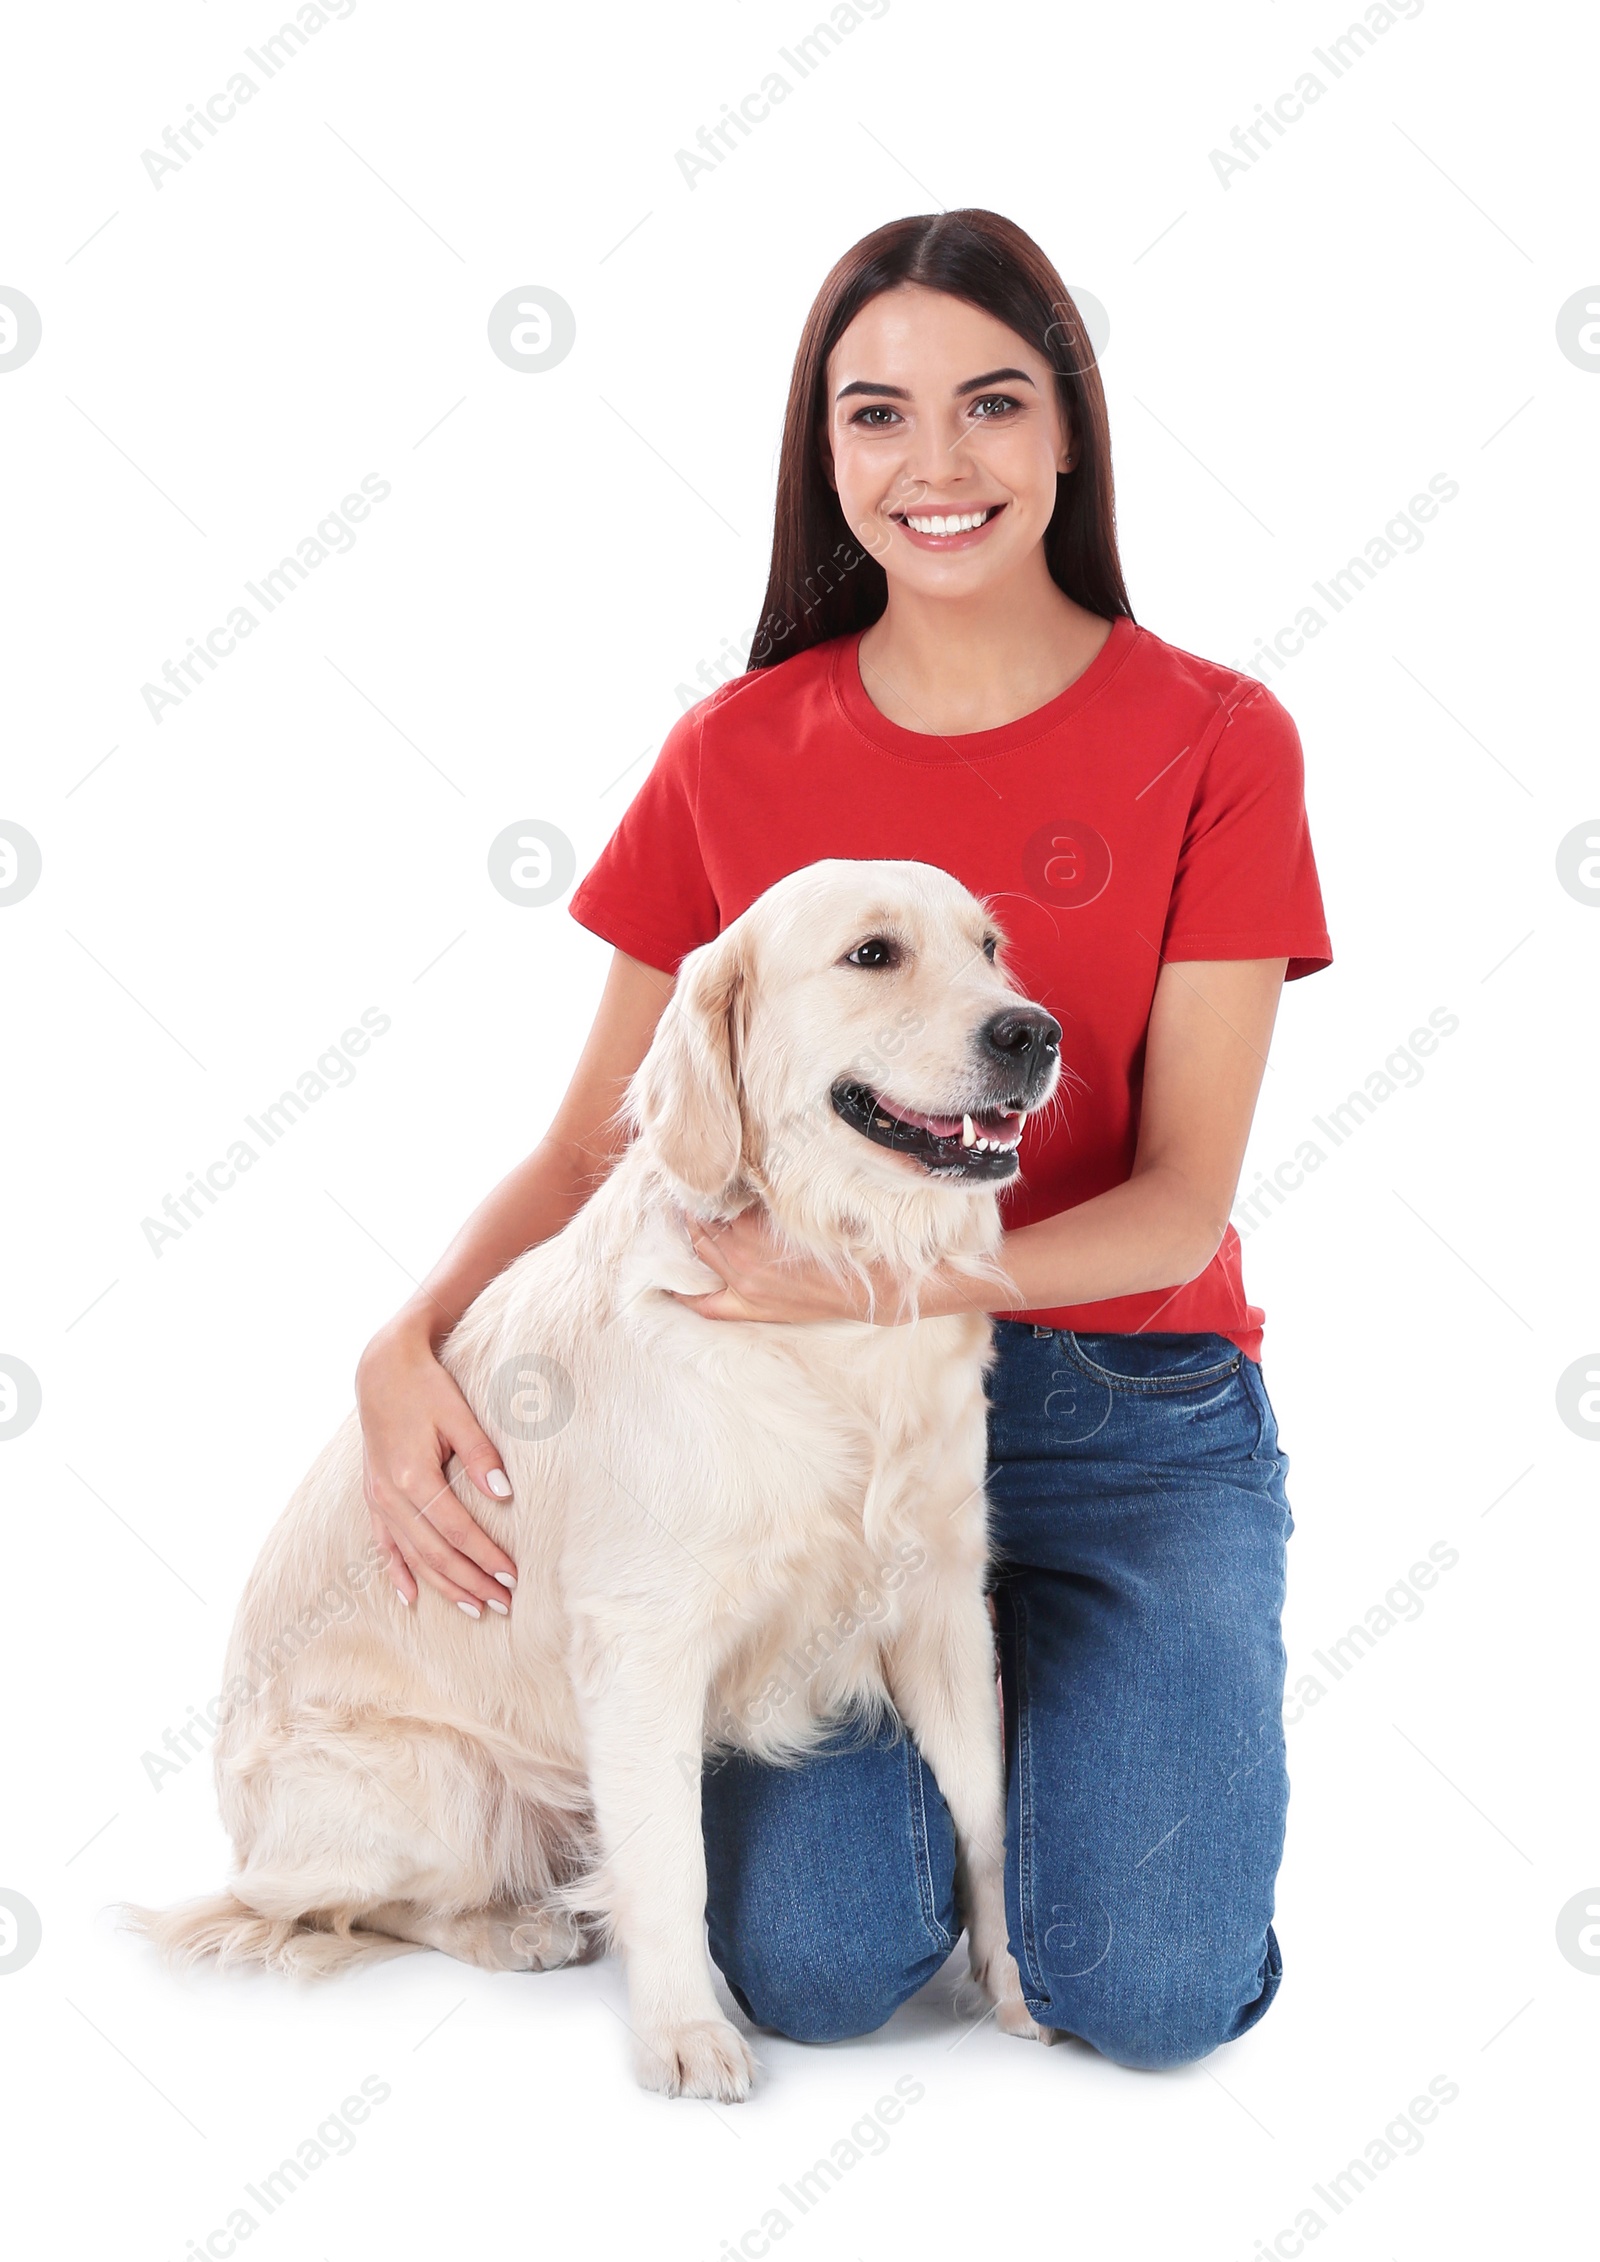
[120,1892,415,1979]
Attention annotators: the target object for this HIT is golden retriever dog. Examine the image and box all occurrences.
[131,858,1063,2100]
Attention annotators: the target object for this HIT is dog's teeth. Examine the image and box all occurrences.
[962,1114,976,1147]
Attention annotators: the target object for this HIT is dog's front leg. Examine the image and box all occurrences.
[574,1639,755,2101]
[884,1577,1050,2044]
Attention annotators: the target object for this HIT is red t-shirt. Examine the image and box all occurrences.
[569,615,1332,1360]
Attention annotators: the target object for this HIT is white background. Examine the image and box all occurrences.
[2,0,1595,2255]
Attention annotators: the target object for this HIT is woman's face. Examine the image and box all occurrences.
[822,284,1074,599]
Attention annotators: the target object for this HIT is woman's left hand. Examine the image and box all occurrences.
[673,1208,895,1324]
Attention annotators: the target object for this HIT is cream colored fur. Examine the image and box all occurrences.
[128,859,1059,2099]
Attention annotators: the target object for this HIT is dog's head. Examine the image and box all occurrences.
[628,860,1061,1245]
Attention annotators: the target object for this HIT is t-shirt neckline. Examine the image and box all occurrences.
[832,612,1138,764]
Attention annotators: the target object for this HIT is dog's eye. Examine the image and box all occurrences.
[982,935,999,962]
[845,937,899,969]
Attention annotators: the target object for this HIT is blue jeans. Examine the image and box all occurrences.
[702,1323,1294,2070]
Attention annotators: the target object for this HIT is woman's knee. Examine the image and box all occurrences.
[1039,1927,1284,2071]
[716,1921,948,2044]
[701,1725,959,2044]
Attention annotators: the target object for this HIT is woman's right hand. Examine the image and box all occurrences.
[355,1317,521,1617]
[348,952,674,1617]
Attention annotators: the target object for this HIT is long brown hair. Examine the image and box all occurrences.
[748,209,1133,671]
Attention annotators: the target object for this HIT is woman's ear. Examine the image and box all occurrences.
[628,927,748,1208]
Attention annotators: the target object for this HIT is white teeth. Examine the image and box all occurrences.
[904,509,991,536]
[962,1114,976,1147]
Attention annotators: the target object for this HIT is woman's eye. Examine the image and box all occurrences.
[846,938,899,968]
[970,394,1022,420]
[850,404,901,428]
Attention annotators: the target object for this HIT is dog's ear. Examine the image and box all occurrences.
[628,927,749,1208]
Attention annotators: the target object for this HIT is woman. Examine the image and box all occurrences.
[355,210,1330,2070]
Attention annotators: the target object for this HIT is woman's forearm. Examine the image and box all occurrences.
[937,1163,1227,1319]
[922,958,1284,1323]
[383,1136,611,1351]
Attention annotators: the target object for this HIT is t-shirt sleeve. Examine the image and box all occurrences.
[1160,682,1332,981]
[567,705,722,974]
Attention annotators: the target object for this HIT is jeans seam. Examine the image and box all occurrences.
[1008,1585,1044,2003]
[1240,1355,1278,1474]
[905,1735,953,1955]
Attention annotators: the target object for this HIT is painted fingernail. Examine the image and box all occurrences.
[486,1597,510,1616]
[486,1470,512,1499]
[493,1572,517,1590]
[457,1600,482,1619]
[396,1590,411,1608]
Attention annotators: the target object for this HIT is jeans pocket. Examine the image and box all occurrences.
[1059,1331,1245,1396]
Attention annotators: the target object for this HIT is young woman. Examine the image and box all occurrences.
[355,210,1330,2071]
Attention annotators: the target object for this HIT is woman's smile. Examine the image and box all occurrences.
[890,501,1008,549]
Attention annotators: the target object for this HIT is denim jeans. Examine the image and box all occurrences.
[701,1322,1295,2070]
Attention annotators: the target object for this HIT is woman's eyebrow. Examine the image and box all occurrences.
[954,367,1036,396]
[834,367,1038,403]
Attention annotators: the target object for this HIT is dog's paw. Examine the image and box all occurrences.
[504,1907,600,1972]
[966,1943,1057,2045]
[994,1990,1056,2043]
[633,2018,755,2102]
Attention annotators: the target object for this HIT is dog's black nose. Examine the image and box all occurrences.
[979,1006,1062,1067]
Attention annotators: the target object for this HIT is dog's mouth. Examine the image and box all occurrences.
[830,1081,1026,1181]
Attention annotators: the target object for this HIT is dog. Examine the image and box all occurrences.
[130,858,1063,2100]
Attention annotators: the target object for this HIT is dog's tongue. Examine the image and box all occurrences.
[879,1098,964,1138]
[877,1096,1013,1140]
